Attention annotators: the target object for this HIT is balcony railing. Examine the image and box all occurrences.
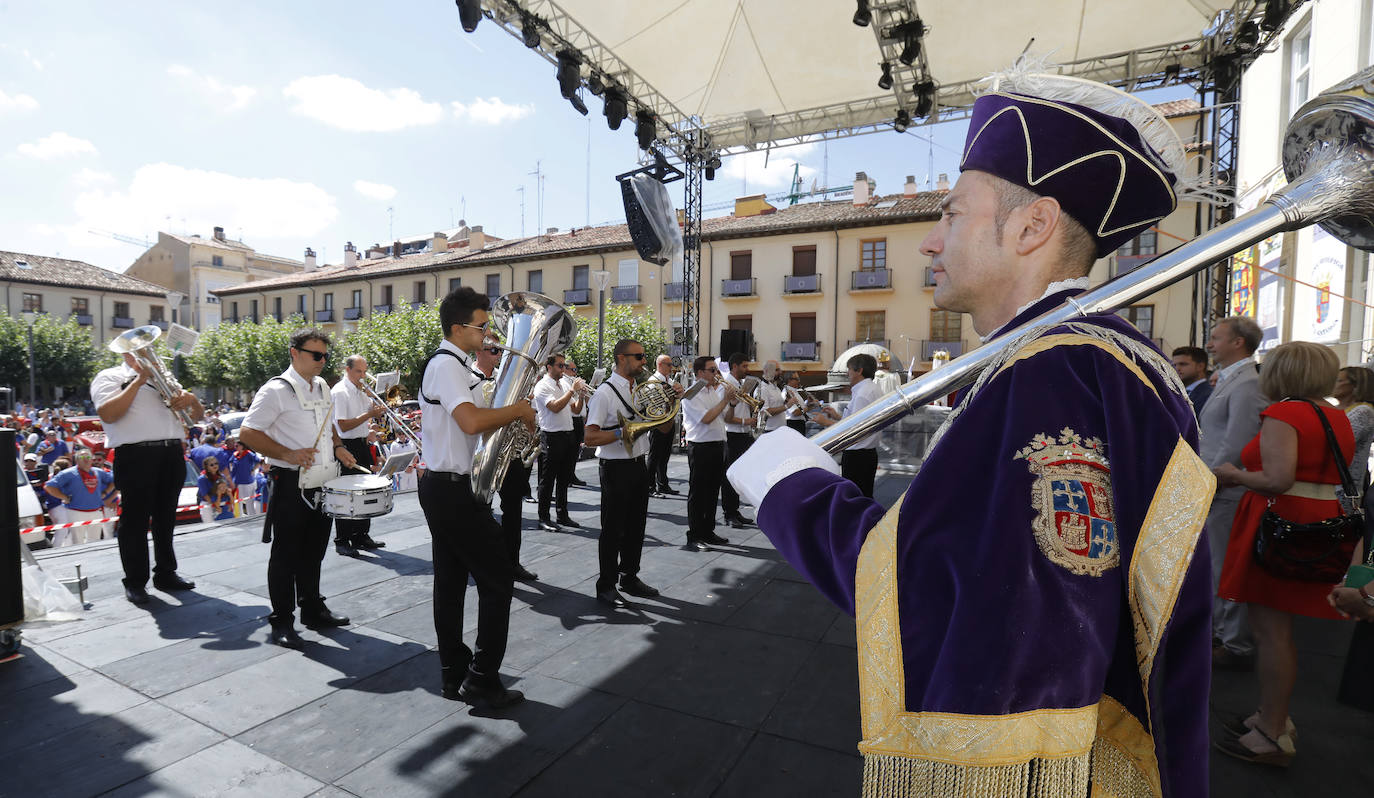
[664,282,685,301]
[922,340,966,360]
[781,341,821,361]
[344,307,363,320]
[373,303,392,314]
[667,344,685,359]
[848,338,890,350]
[564,288,591,306]
[315,310,334,323]
[923,267,938,287]
[73,314,93,326]
[783,273,822,294]
[721,278,756,297]
[852,268,893,290]
[111,316,134,329]
[148,319,168,330]
[611,284,641,303]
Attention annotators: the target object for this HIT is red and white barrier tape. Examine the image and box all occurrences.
[21,515,119,535]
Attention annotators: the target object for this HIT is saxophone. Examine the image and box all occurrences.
[470,292,576,503]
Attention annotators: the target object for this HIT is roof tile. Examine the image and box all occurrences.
[0,250,167,296]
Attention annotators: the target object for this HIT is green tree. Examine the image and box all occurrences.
[186,315,301,392]
[564,304,668,381]
[337,302,442,396]
[0,314,107,400]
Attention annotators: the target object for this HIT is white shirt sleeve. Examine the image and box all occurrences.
[90,369,123,411]
[434,357,475,416]
[242,381,283,433]
[586,385,614,429]
[533,375,555,411]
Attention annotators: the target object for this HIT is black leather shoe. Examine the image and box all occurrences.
[514,564,539,582]
[569,477,588,487]
[440,657,474,700]
[555,515,582,529]
[270,626,305,649]
[152,573,196,592]
[124,585,150,605]
[596,588,629,607]
[301,607,350,628]
[660,487,680,496]
[704,533,731,546]
[335,541,359,557]
[685,540,711,553]
[457,678,525,709]
[356,535,387,550]
[619,576,659,598]
[538,519,562,533]
[727,517,748,529]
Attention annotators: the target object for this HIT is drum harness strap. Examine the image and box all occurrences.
[266,374,335,512]
[419,348,488,406]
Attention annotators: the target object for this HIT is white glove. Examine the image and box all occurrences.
[726,426,840,509]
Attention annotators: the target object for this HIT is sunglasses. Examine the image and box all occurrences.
[483,347,501,355]
[461,322,491,332]
[295,347,329,362]
[622,353,647,360]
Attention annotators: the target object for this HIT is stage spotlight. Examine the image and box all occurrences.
[604,89,628,130]
[556,51,581,99]
[877,62,893,91]
[913,79,936,118]
[635,110,656,150]
[853,0,871,27]
[522,14,541,48]
[456,0,482,32]
[1261,0,1288,31]
[1234,21,1259,50]
[587,73,605,96]
[705,154,722,181]
[893,19,925,66]
[568,93,588,116]
[893,109,911,133]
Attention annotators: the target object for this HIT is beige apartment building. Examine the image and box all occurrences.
[0,249,173,347]
[124,226,303,330]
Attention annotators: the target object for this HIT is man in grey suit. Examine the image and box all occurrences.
[1198,316,1269,670]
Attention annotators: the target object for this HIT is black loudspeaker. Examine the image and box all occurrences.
[719,329,751,361]
[621,179,667,265]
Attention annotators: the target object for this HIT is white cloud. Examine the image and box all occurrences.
[72,163,338,244]
[17,132,98,160]
[71,168,116,188]
[354,179,397,201]
[167,64,257,112]
[0,88,38,113]
[719,142,819,192]
[21,49,43,71]
[283,75,444,132]
[452,97,533,125]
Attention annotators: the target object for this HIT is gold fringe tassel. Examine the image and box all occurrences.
[1088,735,1157,798]
[861,751,1090,798]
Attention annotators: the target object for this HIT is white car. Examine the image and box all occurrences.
[16,458,47,547]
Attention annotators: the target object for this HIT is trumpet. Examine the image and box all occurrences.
[360,373,422,454]
[108,325,195,430]
[725,376,764,415]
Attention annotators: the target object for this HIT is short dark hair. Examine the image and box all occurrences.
[693,355,715,375]
[545,354,565,367]
[1171,346,1209,370]
[612,339,641,359]
[727,352,748,368]
[847,353,877,379]
[439,287,489,338]
[290,327,330,351]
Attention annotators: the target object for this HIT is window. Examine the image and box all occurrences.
[273,297,282,320]
[1118,305,1154,339]
[351,290,362,308]
[573,265,589,290]
[114,301,130,318]
[414,281,427,303]
[449,277,462,293]
[792,246,817,276]
[1290,22,1312,113]
[861,239,887,270]
[618,258,638,287]
[1116,229,1158,257]
[382,285,393,305]
[856,310,886,342]
[789,313,817,343]
[22,293,41,313]
[149,305,164,322]
[930,309,962,342]
[730,251,752,280]
[71,297,89,314]
[212,255,223,267]
[528,270,543,293]
[230,301,238,320]
[249,299,258,320]
[323,293,334,310]
[297,294,306,315]
[486,274,500,298]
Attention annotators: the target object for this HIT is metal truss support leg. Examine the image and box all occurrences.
[680,152,704,366]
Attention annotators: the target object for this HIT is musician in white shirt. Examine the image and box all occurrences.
[815,353,882,498]
[417,287,534,709]
[645,354,682,495]
[330,355,386,556]
[92,352,205,605]
[564,357,589,486]
[240,328,358,649]
[782,372,811,435]
[720,352,756,528]
[681,356,738,551]
[756,360,788,433]
[532,354,583,531]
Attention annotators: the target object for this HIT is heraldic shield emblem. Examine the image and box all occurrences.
[1014,428,1120,577]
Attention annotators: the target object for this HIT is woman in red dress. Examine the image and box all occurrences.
[1213,341,1353,767]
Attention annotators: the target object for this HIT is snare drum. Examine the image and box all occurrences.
[321,474,394,519]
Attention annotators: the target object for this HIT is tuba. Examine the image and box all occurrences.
[813,70,1374,455]
[108,325,195,429]
[470,292,576,503]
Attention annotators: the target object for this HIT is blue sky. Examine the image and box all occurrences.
[0,1,1190,273]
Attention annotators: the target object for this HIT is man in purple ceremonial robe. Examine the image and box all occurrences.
[728,70,1215,798]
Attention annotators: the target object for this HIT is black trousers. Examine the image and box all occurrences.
[721,431,754,517]
[786,418,808,435]
[265,468,334,625]
[648,426,673,491]
[597,457,650,591]
[113,443,185,589]
[841,448,879,499]
[418,472,513,683]
[687,441,724,541]
[333,437,374,544]
[537,430,575,518]
[572,416,585,449]
[497,460,529,565]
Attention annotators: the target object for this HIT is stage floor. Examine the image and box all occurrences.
[3,454,1370,796]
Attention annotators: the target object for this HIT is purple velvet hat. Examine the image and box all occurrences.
[960,91,1179,257]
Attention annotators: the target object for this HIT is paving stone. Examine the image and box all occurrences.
[366,601,443,649]
[97,618,284,698]
[173,542,268,578]
[160,650,345,736]
[5,701,222,798]
[501,593,617,672]
[332,573,434,626]
[724,578,840,642]
[822,613,858,649]
[652,554,775,623]
[296,625,430,689]
[531,613,692,698]
[0,642,87,697]
[761,642,861,754]
[0,667,148,751]
[712,732,860,798]
[20,579,243,645]
[308,787,361,798]
[103,738,324,798]
[512,699,751,798]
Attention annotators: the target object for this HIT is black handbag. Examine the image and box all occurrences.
[1252,399,1364,583]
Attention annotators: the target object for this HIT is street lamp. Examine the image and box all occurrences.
[21,310,35,407]
[165,291,184,326]
[897,334,916,381]
[591,269,612,370]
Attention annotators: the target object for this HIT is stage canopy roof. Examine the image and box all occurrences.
[473,0,1281,156]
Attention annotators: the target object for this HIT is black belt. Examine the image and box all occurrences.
[120,439,182,448]
[423,470,471,482]
[599,455,647,466]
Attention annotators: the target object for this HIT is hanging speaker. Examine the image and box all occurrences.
[719,329,750,360]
